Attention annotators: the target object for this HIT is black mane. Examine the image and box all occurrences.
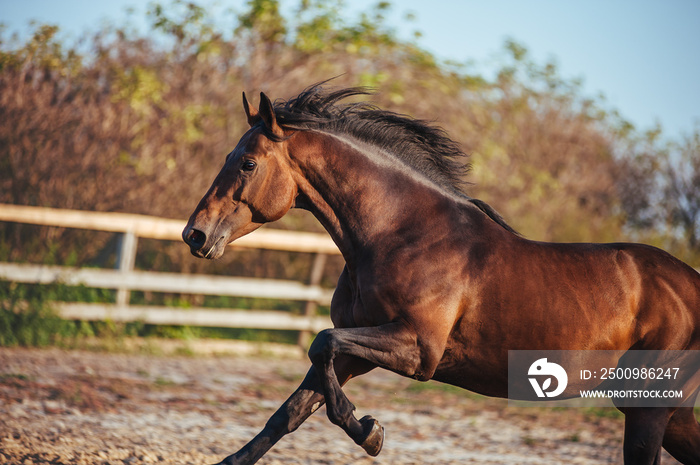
[270,83,517,235]
[272,84,469,195]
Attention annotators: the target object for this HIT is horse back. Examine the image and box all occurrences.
[483,239,700,351]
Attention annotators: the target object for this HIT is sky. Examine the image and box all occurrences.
[2,0,699,142]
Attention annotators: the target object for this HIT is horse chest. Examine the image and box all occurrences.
[331,268,412,328]
[350,282,398,328]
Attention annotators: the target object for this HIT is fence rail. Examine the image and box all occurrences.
[0,204,339,345]
[0,203,340,254]
[0,263,334,303]
[54,304,330,333]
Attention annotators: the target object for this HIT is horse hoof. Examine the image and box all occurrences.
[359,415,384,456]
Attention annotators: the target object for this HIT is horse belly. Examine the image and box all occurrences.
[431,338,511,398]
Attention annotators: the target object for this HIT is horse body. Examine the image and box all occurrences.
[296,127,700,392]
[436,239,700,396]
[183,85,700,464]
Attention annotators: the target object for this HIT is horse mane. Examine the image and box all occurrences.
[270,82,518,235]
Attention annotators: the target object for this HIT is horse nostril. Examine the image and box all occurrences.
[185,228,207,249]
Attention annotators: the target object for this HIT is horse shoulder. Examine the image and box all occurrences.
[329,265,360,329]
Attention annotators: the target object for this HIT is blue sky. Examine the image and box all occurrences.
[3,0,699,141]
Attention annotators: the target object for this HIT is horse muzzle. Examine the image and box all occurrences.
[182,224,226,259]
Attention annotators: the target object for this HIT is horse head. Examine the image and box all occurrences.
[182,92,296,259]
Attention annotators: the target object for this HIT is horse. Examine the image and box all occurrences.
[182,83,700,465]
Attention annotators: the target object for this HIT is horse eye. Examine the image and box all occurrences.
[241,160,257,171]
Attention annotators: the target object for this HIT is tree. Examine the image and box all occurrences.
[662,129,700,254]
[1,0,694,269]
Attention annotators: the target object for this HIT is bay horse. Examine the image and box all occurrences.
[183,84,700,465]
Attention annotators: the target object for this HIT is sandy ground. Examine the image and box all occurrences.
[0,345,680,464]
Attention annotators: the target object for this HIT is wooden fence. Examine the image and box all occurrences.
[0,204,341,346]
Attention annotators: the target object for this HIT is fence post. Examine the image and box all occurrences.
[115,230,138,307]
[298,252,328,349]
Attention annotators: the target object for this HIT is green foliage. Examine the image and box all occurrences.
[0,279,138,348]
[149,0,218,48]
[112,65,167,114]
[0,283,78,346]
[236,0,287,43]
[0,24,82,74]
[294,0,342,53]
[197,327,299,344]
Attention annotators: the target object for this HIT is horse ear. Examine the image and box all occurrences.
[258,92,284,138]
[242,92,260,127]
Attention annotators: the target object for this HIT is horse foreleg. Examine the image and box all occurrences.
[215,359,373,465]
[214,366,324,465]
[622,407,674,465]
[308,322,430,457]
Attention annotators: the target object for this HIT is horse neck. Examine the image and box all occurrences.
[288,130,476,265]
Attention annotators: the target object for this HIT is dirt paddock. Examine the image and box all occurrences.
[0,344,681,464]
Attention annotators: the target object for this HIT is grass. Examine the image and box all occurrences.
[153,376,177,387]
[580,406,625,420]
[0,373,33,382]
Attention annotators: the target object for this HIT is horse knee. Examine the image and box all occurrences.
[308,329,337,365]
